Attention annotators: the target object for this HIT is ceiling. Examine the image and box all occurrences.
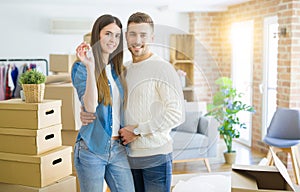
[157,0,251,12]
[2,0,251,12]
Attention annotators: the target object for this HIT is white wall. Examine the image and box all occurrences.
[0,2,189,66]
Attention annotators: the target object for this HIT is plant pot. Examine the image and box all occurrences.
[22,83,45,103]
[223,151,236,164]
[20,90,25,101]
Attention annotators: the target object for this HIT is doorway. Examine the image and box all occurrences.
[231,20,254,146]
[261,16,278,139]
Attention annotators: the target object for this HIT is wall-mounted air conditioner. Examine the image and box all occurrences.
[50,18,93,34]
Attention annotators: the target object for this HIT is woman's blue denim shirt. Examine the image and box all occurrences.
[71,62,125,155]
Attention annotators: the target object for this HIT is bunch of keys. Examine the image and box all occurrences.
[84,46,92,59]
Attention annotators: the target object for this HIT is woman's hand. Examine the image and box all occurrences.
[76,42,95,69]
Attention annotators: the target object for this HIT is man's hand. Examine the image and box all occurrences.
[80,107,96,126]
[119,125,139,145]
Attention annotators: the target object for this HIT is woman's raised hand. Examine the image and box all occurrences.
[76,42,95,69]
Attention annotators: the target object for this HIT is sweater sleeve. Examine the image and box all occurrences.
[137,77,185,136]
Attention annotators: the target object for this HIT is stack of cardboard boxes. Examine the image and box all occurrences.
[0,99,76,191]
[46,53,81,191]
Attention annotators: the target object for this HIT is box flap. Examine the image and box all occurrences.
[271,148,295,191]
[232,164,278,173]
[231,148,296,191]
[232,164,286,191]
[231,170,258,191]
[0,146,72,163]
[0,99,61,110]
[0,124,62,136]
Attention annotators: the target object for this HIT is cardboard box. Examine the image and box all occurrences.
[0,175,76,192]
[61,130,78,174]
[231,148,296,191]
[61,130,78,146]
[0,124,62,155]
[45,83,81,130]
[49,54,77,73]
[83,32,91,44]
[0,146,72,188]
[0,99,61,129]
[46,74,71,84]
[71,151,76,174]
[71,173,80,192]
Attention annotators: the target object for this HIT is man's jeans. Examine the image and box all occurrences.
[130,154,172,192]
[74,139,135,192]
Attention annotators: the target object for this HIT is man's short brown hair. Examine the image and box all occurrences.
[127,12,154,31]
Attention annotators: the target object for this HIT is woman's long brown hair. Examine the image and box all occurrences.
[90,14,127,107]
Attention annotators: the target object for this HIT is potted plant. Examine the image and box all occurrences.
[19,69,46,103]
[205,77,255,164]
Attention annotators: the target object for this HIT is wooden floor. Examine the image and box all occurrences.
[105,140,300,191]
[173,140,265,174]
[172,139,300,190]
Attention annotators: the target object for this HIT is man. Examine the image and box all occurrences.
[81,12,185,192]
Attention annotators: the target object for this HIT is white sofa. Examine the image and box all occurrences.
[171,101,219,172]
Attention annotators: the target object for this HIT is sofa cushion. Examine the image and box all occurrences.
[198,116,209,134]
[173,111,202,133]
[170,131,208,150]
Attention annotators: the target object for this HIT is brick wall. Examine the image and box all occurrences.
[278,0,300,109]
[190,0,300,154]
[189,12,224,101]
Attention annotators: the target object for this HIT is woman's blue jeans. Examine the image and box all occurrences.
[74,139,135,192]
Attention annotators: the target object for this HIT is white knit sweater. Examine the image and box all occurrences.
[125,54,185,157]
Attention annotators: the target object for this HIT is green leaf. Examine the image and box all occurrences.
[215,77,232,89]
[205,76,255,152]
[213,91,226,105]
[18,69,46,85]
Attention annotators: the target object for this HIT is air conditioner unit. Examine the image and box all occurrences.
[50,18,93,34]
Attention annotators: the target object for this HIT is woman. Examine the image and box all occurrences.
[72,14,134,192]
